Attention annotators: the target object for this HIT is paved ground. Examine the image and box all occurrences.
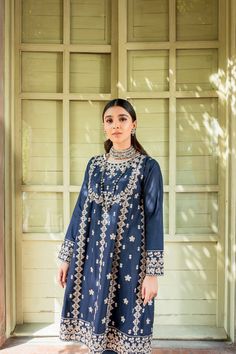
[1,337,236,354]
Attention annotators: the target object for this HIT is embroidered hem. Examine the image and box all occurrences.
[58,239,75,263]
[146,250,164,276]
[59,317,152,354]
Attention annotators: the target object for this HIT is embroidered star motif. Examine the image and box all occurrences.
[90,267,93,272]
[89,289,94,295]
[121,316,125,322]
[89,307,93,313]
[123,298,129,304]
[102,317,106,324]
[124,274,131,281]
[129,254,132,259]
[146,318,151,324]
[104,297,109,304]
[129,235,135,242]
[106,273,111,279]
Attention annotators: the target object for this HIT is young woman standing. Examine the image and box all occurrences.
[57,98,164,353]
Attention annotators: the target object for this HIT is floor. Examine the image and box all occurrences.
[1,337,236,354]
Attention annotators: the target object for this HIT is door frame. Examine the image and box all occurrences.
[2,0,236,342]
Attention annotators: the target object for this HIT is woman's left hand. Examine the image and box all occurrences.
[141,275,158,305]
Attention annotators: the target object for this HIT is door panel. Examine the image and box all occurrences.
[16,0,226,337]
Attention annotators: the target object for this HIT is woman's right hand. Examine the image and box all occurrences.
[57,261,69,288]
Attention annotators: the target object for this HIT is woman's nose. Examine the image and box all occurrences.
[113,123,120,129]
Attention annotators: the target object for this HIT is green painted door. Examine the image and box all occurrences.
[16,0,227,338]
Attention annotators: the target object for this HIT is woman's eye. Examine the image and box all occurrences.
[120,118,127,121]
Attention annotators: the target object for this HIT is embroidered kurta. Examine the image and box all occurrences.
[57,152,164,354]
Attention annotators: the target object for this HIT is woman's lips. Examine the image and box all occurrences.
[112,133,122,135]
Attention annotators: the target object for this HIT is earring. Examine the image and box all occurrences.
[131,128,136,136]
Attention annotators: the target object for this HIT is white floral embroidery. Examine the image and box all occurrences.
[124,274,132,281]
[58,239,74,263]
[146,250,164,275]
[60,317,152,353]
[110,233,116,240]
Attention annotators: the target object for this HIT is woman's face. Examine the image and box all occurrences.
[103,106,136,147]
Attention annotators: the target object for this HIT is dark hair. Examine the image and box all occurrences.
[102,98,149,155]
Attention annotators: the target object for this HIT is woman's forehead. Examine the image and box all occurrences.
[104,106,130,117]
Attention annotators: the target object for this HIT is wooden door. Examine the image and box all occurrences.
[14,0,227,339]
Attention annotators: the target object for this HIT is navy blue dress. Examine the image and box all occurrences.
[57,152,164,354]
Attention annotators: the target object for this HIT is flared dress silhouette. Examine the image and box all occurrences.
[58,151,164,354]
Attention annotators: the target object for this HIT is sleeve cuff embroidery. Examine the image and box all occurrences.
[58,239,75,264]
[146,250,164,276]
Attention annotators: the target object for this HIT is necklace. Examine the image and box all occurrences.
[100,146,138,212]
[108,145,137,160]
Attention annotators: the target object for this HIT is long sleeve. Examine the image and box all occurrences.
[142,157,164,276]
[58,157,93,264]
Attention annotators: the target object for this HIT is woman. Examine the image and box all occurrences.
[57,98,164,354]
